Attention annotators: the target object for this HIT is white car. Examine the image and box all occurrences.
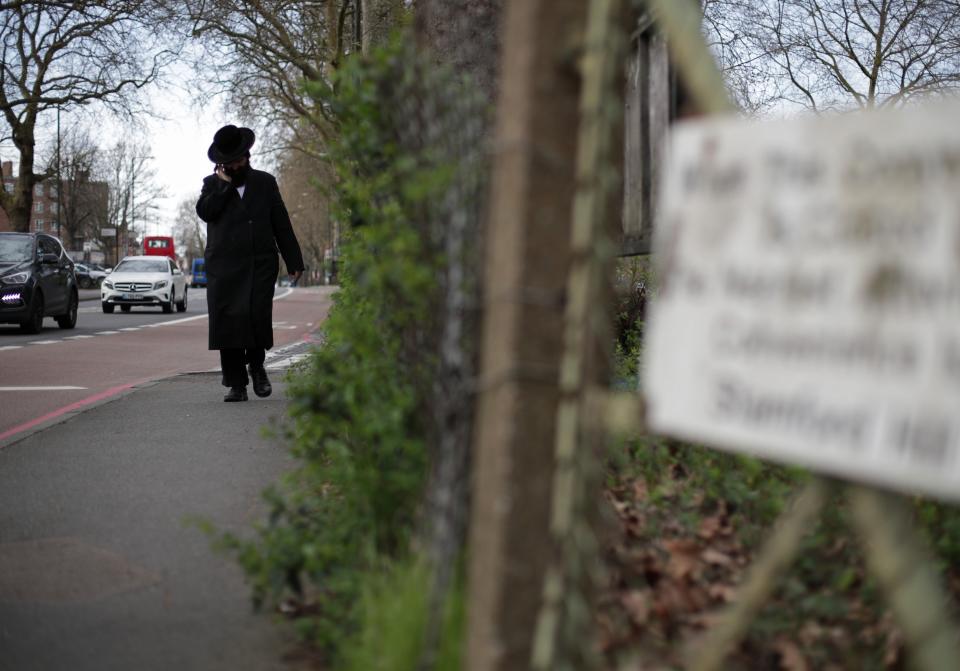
[101,255,188,314]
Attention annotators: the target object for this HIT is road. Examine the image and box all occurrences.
[0,286,331,446]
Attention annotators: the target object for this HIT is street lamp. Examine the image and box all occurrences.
[55,105,61,239]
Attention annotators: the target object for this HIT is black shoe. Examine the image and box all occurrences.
[223,386,248,402]
[249,365,272,398]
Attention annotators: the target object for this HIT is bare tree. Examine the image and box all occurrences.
[706,0,960,112]
[275,149,334,283]
[0,1,176,231]
[701,0,787,113]
[172,196,205,265]
[362,0,404,51]
[415,0,502,100]
[97,141,164,263]
[184,0,360,154]
[50,125,107,250]
[411,3,502,670]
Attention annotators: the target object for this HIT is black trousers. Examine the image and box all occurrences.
[219,348,266,387]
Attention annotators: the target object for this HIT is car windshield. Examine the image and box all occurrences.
[0,235,33,263]
[114,259,168,273]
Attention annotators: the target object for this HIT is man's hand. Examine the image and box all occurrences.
[290,270,302,285]
[215,165,232,183]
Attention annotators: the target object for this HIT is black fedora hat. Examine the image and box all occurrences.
[207,124,255,163]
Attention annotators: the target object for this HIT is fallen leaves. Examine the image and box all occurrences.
[597,474,750,667]
[663,538,701,581]
[594,462,942,671]
[620,589,651,626]
[773,637,810,671]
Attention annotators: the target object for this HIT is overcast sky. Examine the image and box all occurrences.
[142,88,227,237]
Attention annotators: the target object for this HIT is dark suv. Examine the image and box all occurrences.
[0,232,79,333]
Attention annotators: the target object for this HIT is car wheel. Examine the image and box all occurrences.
[20,292,44,334]
[56,291,78,329]
[121,305,131,313]
[102,302,114,314]
[176,287,188,313]
[162,290,174,314]
[78,276,92,289]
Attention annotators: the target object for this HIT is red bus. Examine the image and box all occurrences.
[143,236,176,260]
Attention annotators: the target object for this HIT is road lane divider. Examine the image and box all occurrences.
[265,354,310,370]
[143,314,207,328]
[0,386,87,391]
[205,336,319,375]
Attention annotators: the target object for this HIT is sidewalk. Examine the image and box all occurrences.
[0,371,318,671]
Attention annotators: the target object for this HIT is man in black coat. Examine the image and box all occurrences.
[196,124,304,402]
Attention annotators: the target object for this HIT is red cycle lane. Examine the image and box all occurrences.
[0,287,334,447]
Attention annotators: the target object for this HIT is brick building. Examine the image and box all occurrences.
[0,160,110,262]
[0,160,62,235]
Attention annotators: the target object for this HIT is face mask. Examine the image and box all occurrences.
[225,162,251,186]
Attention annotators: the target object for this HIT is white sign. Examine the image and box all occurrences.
[100,227,116,237]
[645,101,960,502]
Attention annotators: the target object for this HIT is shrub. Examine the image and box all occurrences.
[337,558,465,671]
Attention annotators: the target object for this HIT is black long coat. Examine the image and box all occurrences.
[195,168,304,351]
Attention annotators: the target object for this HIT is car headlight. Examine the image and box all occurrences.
[1,271,30,285]
[153,280,169,290]
[103,280,114,289]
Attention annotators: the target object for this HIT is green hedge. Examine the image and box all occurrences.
[214,37,455,658]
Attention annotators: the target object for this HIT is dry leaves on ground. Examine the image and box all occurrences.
[595,469,922,670]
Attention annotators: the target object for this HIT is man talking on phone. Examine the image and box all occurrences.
[196,124,304,402]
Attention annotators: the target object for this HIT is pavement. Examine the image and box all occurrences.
[0,344,321,668]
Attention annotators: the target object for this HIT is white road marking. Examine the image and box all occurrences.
[265,353,310,370]
[0,386,87,391]
[96,331,120,335]
[64,335,94,339]
[0,345,23,351]
[207,342,315,374]
[29,340,58,345]
[264,340,310,360]
[144,314,207,328]
[119,327,141,331]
